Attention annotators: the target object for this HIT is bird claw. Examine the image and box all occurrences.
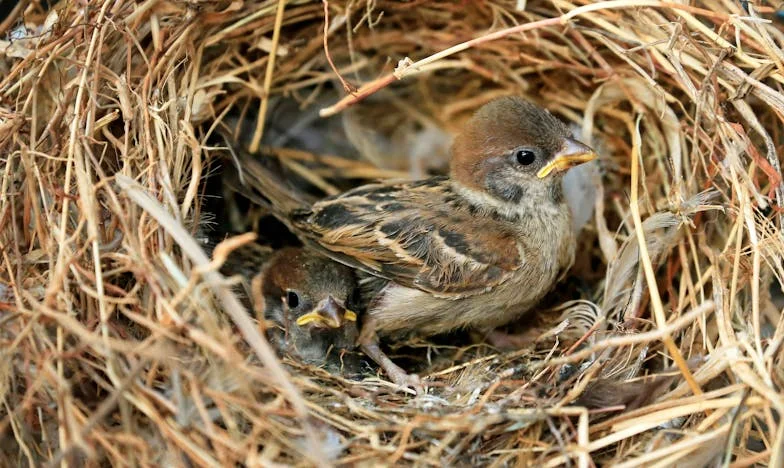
[387,368,424,394]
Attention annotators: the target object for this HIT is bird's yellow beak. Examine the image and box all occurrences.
[295,296,357,329]
[537,138,597,179]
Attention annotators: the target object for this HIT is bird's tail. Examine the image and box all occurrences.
[225,148,313,220]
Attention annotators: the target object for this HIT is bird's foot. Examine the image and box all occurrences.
[383,363,423,395]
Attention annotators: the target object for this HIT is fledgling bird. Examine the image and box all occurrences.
[238,97,597,391]
[213,240,360,369]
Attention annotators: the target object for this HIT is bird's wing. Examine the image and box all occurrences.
[293,178,524,298]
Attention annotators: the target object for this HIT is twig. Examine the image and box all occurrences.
[249,0,288,153]
[323,0,356,93]
[628,116,703,396]
[319,0,743,117]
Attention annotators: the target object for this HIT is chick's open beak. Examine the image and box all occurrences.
[295,296,357,329]
[537,138,597,179]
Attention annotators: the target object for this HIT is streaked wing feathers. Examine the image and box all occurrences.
[293,178,523,298]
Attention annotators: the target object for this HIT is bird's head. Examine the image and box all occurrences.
[450,96,597,205]
[261,247,358,335]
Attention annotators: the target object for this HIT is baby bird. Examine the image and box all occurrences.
[238,97,597,390]
[214,240,360,368]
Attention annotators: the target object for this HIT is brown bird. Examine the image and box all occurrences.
[237,97,597,391]
[213,240,360,368]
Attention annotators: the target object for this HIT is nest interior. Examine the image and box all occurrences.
[1,0,783,466]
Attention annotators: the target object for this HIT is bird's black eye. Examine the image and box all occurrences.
[286,290,300,309]
[515,149,536,166]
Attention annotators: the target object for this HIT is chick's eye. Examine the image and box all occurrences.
[286,291,300,309]
[515,149,536,166]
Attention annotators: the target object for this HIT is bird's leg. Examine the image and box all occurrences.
[361,341,423,393]
[359,317,423,393]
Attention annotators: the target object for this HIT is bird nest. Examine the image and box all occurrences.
[1,0,783,465]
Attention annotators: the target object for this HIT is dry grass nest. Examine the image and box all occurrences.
[1,0,784,466]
